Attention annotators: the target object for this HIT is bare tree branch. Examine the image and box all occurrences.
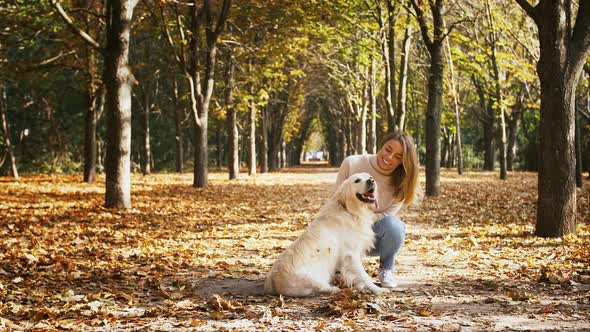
[409,0,434,49]
[48,0,103,53]
[569,0,590,67]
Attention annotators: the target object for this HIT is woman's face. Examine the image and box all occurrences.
[377,139,403,172]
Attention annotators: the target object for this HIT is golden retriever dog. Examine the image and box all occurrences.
[264,173,387,297]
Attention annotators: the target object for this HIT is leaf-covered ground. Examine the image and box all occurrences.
[1,167,589,331]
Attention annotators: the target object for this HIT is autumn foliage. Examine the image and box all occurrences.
[0,168,588,330]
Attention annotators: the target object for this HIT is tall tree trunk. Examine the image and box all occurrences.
[515,0,590,237]
[188,0,230,188]
[142,94,151,175]
[172,76,183,173]
[443,21,462,174]
[486,0,507,180]
[411,0,445,197]
[507,110,520,172]
[0,85,18,179]
[260,102,268,173]
[396,25,412,132]
[376,1,395,132]
[84,82,98,182]
[83,44,98,182]
[216,125,222,170]
[359,85,368,154]
[441,126,449,167]
[339,118,347,164]
[386,0,397,132]
[248,88,256,176]
[269,142,278,171]
[368,55,377,154]
[226,44,238,180]
[104,0,138,209]
[424,45,444,195]
[473,76,496,170]
[507,89,523,171]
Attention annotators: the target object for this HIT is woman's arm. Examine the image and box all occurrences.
[335,157,351,187]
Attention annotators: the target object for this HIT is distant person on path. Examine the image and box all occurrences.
[335,131,420,288]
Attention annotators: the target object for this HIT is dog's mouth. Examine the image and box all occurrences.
[356,188,378,208]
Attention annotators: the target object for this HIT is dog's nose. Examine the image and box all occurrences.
[366,178,375,184]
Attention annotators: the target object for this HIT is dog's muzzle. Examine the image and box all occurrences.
[356,179,377,207]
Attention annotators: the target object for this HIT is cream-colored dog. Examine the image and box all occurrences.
[264,173,387,297]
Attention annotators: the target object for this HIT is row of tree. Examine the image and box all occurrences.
[0,0,589,238]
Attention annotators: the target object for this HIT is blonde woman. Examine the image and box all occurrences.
[335,131,420,288]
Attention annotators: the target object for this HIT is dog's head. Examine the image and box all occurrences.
[333,173,378,212]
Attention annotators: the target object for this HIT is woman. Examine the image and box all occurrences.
[335,131,420,288]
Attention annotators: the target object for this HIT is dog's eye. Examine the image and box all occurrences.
[354,178,361,183]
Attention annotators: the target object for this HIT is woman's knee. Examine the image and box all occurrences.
[380,215,406,239]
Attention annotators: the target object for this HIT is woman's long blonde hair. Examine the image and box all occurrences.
[380,132,420,207]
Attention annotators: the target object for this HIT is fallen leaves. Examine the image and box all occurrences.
[0,170,588,330]
[319,288,383,318]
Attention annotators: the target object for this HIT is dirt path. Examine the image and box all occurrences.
[0,169,588,331]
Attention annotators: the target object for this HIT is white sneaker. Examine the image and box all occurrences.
[378,269,398,288]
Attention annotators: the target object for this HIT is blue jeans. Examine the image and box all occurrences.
[368,215,406,270]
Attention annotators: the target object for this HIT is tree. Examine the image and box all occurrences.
[409,0,447,196]
[443,19,463,174]
[50,0,140,208]
[104,0,140,208]
[225,40,238,180]
[485,0,508,180]
[49,0,104,183]
[514,0,590,237]
[160,0,231,188]
[0,85,18,179]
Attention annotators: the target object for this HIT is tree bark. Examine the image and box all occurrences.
[473,75,496,170]
[396,25,412,132]
[0,85,18,179]
[575,106,583,188]
[507,88,523,171]
[83,80,98,182]
[376,1,396,132]
[358,80,368,154]
[248,89,256,176]
[172,76,184,173]
[443,20,462,174]
[225,43,238,180]
[260,102,268,173]
[441,126,449,167]
[104,0,138,209]
[411,0,446,196]
[486,0,507,180]
[142,91,151,175]
[368,55,377,154]
[216,125,222,169]
[386,0,397,132]
[83,43,99,182]
[515,0,590,237]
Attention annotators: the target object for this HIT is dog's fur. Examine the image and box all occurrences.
[264,173,387,297]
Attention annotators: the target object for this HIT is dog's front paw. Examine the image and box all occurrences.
[369,286,389,295]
